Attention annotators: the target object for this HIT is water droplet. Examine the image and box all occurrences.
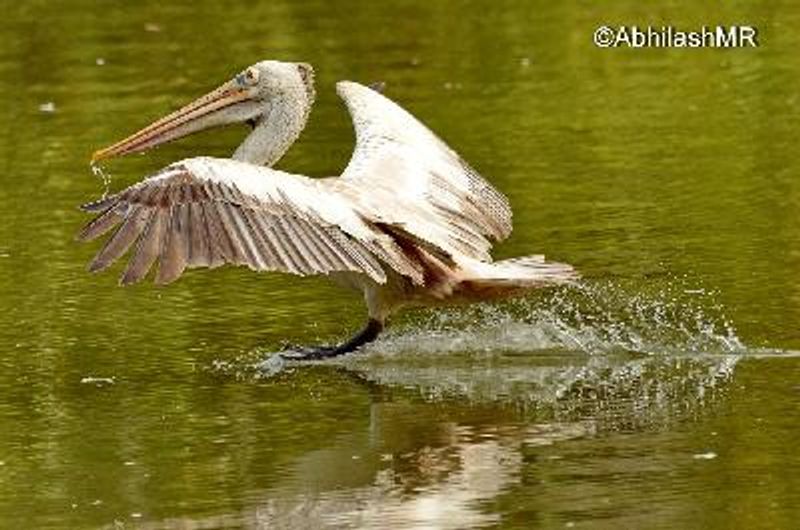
[80,376,115,386]
[91,162,112,198]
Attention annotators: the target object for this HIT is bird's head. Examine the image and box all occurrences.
[91,60,315,162]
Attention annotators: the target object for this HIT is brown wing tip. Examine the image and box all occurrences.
[80,195,117,213]
[119,270,143,286]
[154,265,184,286]
[76,212,122,242]
[87,259,108,274]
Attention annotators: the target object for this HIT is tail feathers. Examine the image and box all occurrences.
[488,255,579,284]
[458,254,579,299]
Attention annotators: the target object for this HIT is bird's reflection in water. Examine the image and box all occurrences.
[142,351,738,529]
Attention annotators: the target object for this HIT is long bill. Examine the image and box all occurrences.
[91,82,251,162]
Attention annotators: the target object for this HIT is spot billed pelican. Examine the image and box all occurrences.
[78,60,578,359]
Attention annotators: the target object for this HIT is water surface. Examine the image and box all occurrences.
[0,1,799,528]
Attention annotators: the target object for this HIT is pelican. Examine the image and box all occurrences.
[79,60,578,359]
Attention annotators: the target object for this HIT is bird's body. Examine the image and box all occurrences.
[80,61,577,358]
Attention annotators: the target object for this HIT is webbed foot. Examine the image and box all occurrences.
[279,319,384,361]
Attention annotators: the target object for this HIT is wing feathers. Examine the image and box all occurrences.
[77,207,122,242]
[276,218,313,273]
[88,207,148,273]
[81,83,524,290]
[258,216,301,274]
[156,206,188,285]
[121,207,165,285]
[336,81,513,262]
[186,202,210,267]
[241,209,281,269]
[205,202,238,263]
[79,160,399,285]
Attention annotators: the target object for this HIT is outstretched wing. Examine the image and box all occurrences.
[78,157,424,286]
[332,81,513,263]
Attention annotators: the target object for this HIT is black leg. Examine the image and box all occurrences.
[281,319,384,360]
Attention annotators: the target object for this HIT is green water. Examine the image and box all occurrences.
[1,1,799,528]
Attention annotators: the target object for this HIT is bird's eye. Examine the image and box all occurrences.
[235,67,260,88]
[244,67,260,85]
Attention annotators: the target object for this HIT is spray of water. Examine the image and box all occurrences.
[206,277,758,431]
[372,277,746,357]
[90,161,111,198]
[213,277,753,382]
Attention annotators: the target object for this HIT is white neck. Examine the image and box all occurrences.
[232,92,313,167]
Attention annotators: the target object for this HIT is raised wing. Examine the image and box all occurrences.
[78,157,424,285]
[332,81,513,263]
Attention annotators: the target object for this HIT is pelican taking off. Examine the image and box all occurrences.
[79,60,578,358]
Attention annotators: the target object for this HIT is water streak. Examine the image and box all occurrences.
[90,161,112,198]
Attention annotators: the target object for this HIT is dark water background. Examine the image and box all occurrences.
[0,1,798,528]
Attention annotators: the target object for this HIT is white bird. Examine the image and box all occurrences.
[79,60,578,359]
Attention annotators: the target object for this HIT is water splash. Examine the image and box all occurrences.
[205,278,757,431]
[328,278,748,423]
[372,278,746,357]
[212,277,754,385]
[208,277,754,384]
